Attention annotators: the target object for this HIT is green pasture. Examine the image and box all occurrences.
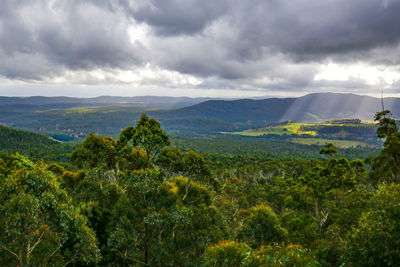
[225,122,317,136]
[290,138,369,148]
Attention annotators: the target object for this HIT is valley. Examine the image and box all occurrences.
[0,93,392,144]
[0,92,396,266]
[0,92,386,161]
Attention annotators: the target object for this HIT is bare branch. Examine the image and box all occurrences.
[48,242,63,258]
[62,256,76,267]
[28,232,44,256]
[320,211,329,228]
[1,244,20,261]
[131,257,150,266]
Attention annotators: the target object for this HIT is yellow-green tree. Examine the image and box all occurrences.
[343,184,400,266]
[0,154,100,266]
[238,204,287,248]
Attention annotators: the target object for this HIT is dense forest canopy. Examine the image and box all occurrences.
[0,111,399,266]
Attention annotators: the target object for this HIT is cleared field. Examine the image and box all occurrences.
[224,121,377,138]
[290,138,368,148]
[225,122,317,136]
[36,105,147,114]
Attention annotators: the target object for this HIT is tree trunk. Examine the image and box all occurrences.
[144,223,149,266]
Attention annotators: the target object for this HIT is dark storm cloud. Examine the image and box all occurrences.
[35,4,146,70]
[0,0,146,80]
[127,0,400,59]
[215,0,400,62]
[219,0,400,59]
[120,0,229,36]
[136,0,400,85]
[0,0,400,93]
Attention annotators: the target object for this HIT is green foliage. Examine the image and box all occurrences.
[132,114,170,163]
[343,184,400,266]
[172,176,211,205]
[292,138,368,148]
[156,147,211,183]
[172,135,379,161]
[374,110,398,138]
[115,114,170,168]
[238,204,288,248]
[0,125,74,162]
[371,132,400,183]
[203,241,253,267]
[118,147,148,171]
[2,110,400,266]
[251,244,319,266]
[303,158,360,196]
[46,162,65,176]
[183,150,212,183]
[60,170,85,189]
[156,146,184,175]
[203,242,319,267]
[283,214,319,247]
[72,133,117,170]
[0,154,100,266]
[108,169,178,265]
[319,143,338,157]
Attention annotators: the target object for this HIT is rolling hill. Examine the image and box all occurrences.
[154,93,400,123]
[0,96,215,110]
[0,92,399,138]
[0,125,74,161]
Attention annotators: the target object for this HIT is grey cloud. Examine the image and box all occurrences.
[223,0,400,61]
[36,3,146,69]
[1,0,400,96]
[123,0,229,36]
[0,0,146,80]
[140,0,400,91]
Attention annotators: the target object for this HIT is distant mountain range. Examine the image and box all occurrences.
[153,93,400,123]
[0,93,399,137]
[0,96,216,110]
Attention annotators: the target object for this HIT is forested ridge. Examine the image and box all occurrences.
[0,125,75,161]
[1,93,399,141]
[1,111,399,266]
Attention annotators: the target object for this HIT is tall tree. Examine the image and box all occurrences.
[319,143,338,158]
[371,110,400,183]
[0,154,100,266]
[374,110,397,139]
[343,184,400,266]
[131,114,170,166]
[371,132,400,183]
[238,204,287,248]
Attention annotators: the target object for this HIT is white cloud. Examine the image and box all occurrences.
[314,63,400,87]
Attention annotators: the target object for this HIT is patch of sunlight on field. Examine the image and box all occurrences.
[36,107,101,114]
[290,138,368,148]
[36,105,150,115]
[223,122,317,136]
[285,123,317,136]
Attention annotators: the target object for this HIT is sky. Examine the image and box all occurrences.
[1,0,400,98]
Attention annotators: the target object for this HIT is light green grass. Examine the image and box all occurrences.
[224,121,377,137]
[36,104,153,115]
[225,122,317,136]
[290,138,368,148]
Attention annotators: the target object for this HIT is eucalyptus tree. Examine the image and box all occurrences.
[0,154,100,266]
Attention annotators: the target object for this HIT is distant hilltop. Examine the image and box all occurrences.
[1,92,399,136]
[153,92,400,123]
[326,119,361,124]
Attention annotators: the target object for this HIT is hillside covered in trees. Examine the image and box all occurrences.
[0,125,75,161]
[1,93,400,140]
[0,111,399,266]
